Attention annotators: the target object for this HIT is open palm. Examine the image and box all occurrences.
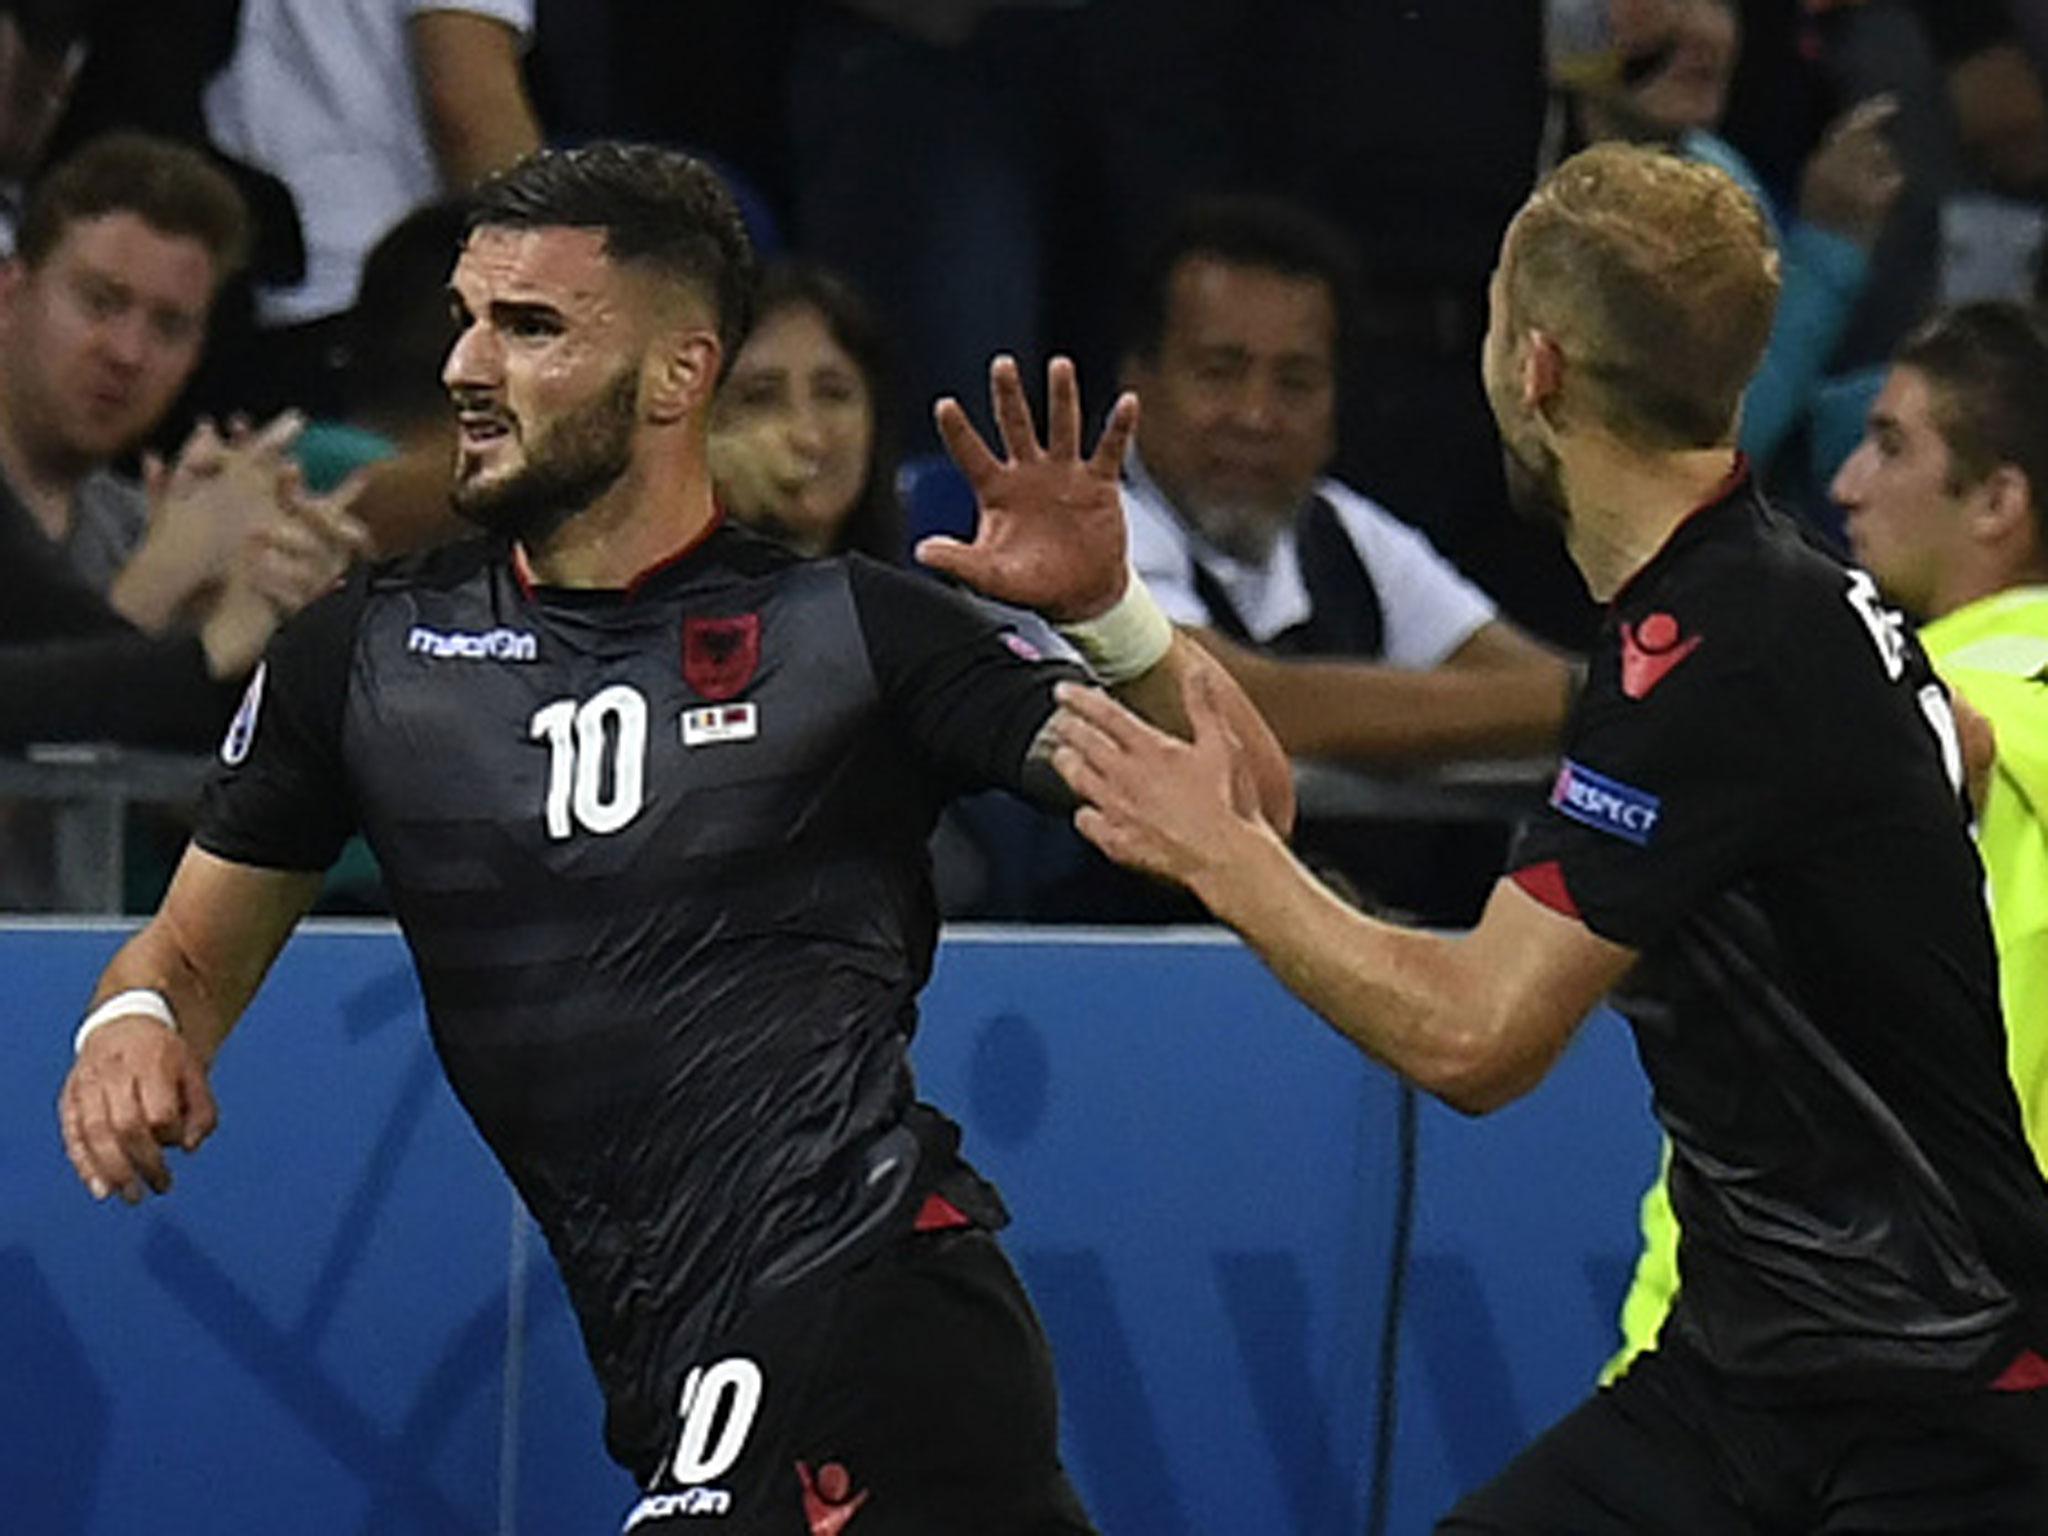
[915,355,1139,623]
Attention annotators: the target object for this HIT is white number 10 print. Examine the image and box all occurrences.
[530,685,648,839]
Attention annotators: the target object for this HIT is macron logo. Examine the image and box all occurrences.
[624,1488,732,1527]
[1551,759,1661,846]
[406,625,537,662]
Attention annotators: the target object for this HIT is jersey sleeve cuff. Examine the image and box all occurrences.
[1510,859,1581,920]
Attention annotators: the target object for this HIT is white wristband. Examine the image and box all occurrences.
[75,989,179,1055]
[1055,569,1174,685]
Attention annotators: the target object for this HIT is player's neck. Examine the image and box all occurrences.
[516,463,719,589]
[1558,434,1740,603]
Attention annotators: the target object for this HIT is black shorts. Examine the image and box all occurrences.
[1438,1343,2048,1535]
[620,1225,1097,1535]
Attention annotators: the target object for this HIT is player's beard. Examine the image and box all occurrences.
[1501,432,1570,534]
[452,367,640,544]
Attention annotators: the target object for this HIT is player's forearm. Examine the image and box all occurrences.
[90,918,252,1067]
[88,852,322,1065]
[1191,830,1528,1112]
[1200,640,1569,764]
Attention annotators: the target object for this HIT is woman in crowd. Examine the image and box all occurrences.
[711,259,906,562]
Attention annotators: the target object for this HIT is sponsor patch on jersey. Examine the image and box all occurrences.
[1550,759,1661,846]
[682,702,759,747]
[683,614,761,701]
[405,624,537,662]
[624,1487,732,1527]
[1617,611,1701,699]
[798,1461,871,1534]
[219,661,266,766]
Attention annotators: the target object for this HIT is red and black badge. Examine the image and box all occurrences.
[683,614,761,701]
[797,1460,870,1534]
[1618,611,1702,700]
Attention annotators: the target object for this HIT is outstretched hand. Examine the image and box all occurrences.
[915,355,1138,623]
[1048,657,1269,895]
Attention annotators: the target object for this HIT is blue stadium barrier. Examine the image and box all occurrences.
[1,923,1658,1535]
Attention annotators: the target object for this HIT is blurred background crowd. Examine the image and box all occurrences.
[4,0,2046,921]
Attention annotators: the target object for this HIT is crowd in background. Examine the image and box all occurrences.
[5,0,2048,918]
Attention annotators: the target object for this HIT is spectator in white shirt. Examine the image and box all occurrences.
[1122,196,1575,766]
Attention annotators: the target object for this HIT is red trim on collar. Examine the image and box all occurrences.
[625,505,727,598]
[510,541,537,600]
[1610,453,1749,611]
[1696,452,1750,510]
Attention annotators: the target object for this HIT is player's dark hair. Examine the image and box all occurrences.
[17,130,250,277]
[743,259,905,562]
[466,141,756,377]
[1125,194,1361,363]
[1895,301,2048,538]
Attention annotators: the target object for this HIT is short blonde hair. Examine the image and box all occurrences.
[1505,143,1780,449]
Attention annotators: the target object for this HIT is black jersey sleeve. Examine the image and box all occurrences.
[194,572,367,872]
[846,558,1086,802]
[1508,612,1789,951]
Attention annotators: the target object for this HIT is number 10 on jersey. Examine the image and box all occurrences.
[530,686,649,839]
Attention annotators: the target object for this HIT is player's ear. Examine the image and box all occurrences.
[1522,328,1565,421]
[645,328,721,425]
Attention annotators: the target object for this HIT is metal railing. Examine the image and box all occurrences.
[0,748,1555,916]
[0,745,215,913]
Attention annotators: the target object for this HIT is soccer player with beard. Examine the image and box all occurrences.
[1046,142,2048,1532]
[53,141,1293,1535]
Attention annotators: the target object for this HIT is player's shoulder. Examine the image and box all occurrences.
[701,520,810,581]
[293,538,525,670]
[1595,489,1863,720]
[1632,491,1846,642]
[839,547,959,601]
[365,534,503,596]
[839,550,1003,640]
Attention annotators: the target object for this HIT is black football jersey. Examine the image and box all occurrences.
[1510,477,2048,1398]
[196,522,1082,1465]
